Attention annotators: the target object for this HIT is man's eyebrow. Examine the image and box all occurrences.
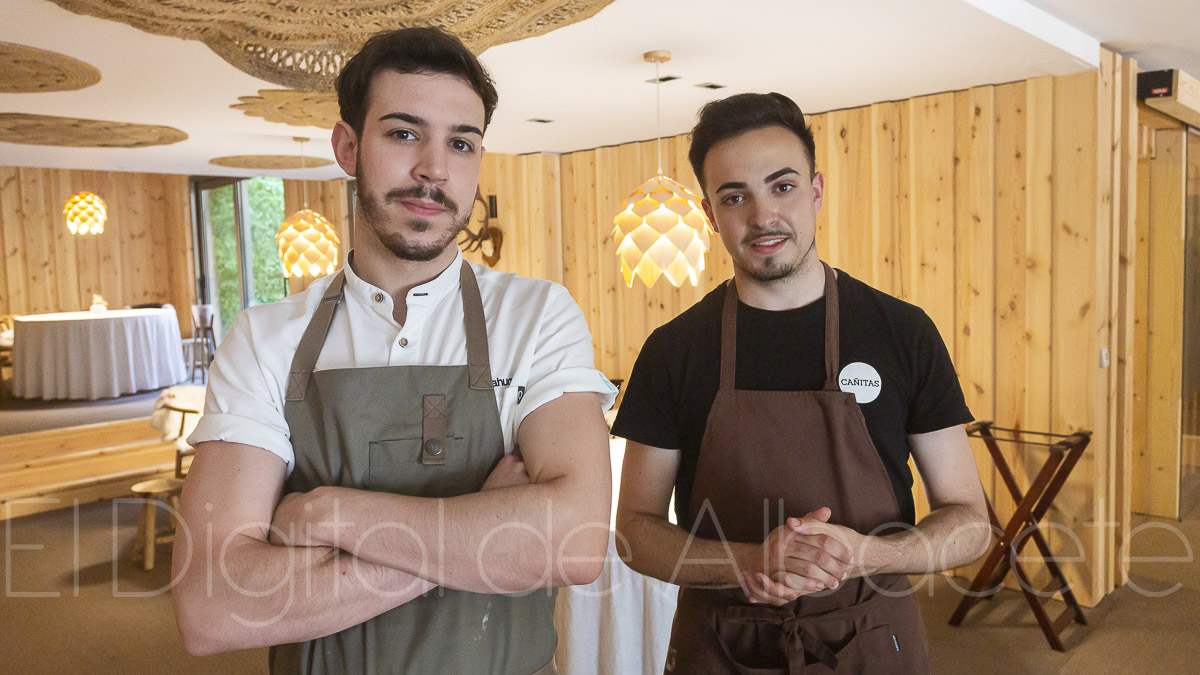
[379,112,425,125]
[453,124,484,137]
[715,180,748,193]
[764,167,799,183]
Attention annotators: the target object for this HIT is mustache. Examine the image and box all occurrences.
[384,185,459,215]
[741,230,791,246]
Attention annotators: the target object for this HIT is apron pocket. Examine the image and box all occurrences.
[713,611,790,672]
[368,437,472,497]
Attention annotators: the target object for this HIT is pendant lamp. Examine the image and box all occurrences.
[276,136,340,278]
[63,191,106,235]
[612,50,713,288]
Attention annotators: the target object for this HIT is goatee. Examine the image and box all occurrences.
[357,182,472,262]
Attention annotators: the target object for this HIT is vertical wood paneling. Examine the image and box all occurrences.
[828,107,873,282]
[19,169,55,314]
[1051,69,1105,602]
[1110,55,1138,585]
[992,80,1028,529]
[953,87,997,525]
[0,168,28,314]
[907,93,957,344]
[47,170,79,311]
[593,146,623,379]
[1144,129,1186,518]
[870,101,907,297]
[809,113,832,261]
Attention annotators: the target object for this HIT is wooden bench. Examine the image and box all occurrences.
[0,418,187,520]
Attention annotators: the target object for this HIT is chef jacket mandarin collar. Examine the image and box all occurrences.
[342,249,465,322]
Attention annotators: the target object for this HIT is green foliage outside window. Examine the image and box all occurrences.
[206,178,287,339]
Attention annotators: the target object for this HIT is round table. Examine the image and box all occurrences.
[11,308,187,400]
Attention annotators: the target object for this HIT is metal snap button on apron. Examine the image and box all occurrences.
[424,438,443,455]
[400,337,409,347]
[373,292,384,303]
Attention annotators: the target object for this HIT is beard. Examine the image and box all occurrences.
[356,162,473,263]
[736,231,816,283]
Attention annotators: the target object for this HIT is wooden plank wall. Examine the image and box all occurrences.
[473,57,1137,606]
[0,168,195,334]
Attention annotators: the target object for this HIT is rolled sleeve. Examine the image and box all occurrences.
[513,285,617,435]
[187,312,295,473]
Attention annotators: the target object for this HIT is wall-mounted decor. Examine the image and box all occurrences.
[46,0,616,91]
[459,190,503,267]
[612,50,713,288]
[231,89,339,129]
[209,154,335,170]
[63,191,107,234]
[0,113,186,147]
[0,42,101,93]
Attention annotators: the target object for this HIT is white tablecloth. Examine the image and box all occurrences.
[554,438,679,675]
[11,308,187,400]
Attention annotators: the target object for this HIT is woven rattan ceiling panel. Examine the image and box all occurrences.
[0,113,187,147]
[45,0,616,92]
[209,155,336,170]
[232,90,340,129]
[0,42,101,93]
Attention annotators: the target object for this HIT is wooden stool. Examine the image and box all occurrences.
[130,478,185,571]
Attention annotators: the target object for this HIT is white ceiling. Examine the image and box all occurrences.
[0,0,1190,180]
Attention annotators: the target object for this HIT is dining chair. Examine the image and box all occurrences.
[189,304,216,383]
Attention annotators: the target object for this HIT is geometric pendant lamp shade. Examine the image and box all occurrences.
[276,208,340,277]
[63,191,107,234]
[612,173,713,288]
[611,49,714,289]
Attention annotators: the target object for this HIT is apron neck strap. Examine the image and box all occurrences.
[286,271,346,402]
[459,261,493,390]
[719,280,739,391]
[718,262,841,392]
[820,262,840,391]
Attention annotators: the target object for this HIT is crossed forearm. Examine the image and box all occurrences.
[288,480,609,594]
[173,534,435,655]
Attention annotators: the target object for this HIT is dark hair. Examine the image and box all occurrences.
[687,92,816,194]
[336,26,499,136]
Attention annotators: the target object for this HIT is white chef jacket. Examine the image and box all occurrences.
[189,250,617,476]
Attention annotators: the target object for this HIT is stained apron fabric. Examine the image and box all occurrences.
[269,262,557,674]
[664,263,931,674]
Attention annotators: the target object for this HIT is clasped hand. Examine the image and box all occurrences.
[739,507,870,606]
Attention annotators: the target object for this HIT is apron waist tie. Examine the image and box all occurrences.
[713,605,839,673]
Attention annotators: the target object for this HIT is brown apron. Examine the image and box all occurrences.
[664,263,930,674]
[270,262,557,674]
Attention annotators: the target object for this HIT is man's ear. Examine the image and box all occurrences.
[701,198,718,234]
[331,120,359,177]
[811,171,825,213]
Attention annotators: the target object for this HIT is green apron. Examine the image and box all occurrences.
[269,262,557,674]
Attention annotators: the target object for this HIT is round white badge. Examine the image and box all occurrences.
[838,362,882,404]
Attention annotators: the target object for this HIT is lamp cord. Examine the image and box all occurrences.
[655,59,663,175]
[299,139,309,208]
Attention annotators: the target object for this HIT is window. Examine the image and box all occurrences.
[192,177,287,339]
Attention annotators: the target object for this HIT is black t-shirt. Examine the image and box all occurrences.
[611,269,973,526]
